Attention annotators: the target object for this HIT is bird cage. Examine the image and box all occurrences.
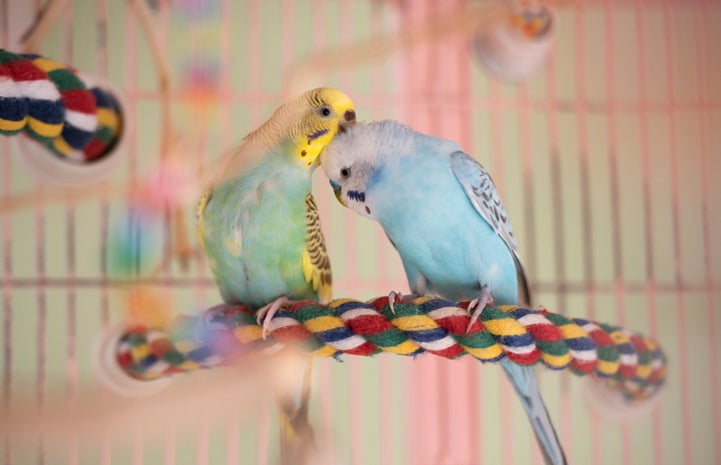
[0,0,718,464]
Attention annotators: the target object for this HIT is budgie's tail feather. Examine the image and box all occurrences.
[279,356,317,465]
[501,358,568,465]
[507,258,565,464]
[513,254,533,308]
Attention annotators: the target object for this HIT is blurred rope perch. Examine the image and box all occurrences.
[115,296,666,401]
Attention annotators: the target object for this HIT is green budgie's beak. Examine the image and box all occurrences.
[329,180,346,207]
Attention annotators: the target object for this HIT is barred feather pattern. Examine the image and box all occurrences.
[450,151,519,254]
[303,193,332,302]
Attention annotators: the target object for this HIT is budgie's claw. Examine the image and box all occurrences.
[466,287,494,333]
[387,290,405,314]
[256,296,293,339]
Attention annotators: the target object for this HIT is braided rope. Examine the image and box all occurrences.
[0,49,122,162]
[117,296,666,400]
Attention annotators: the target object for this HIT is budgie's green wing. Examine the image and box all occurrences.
[449,151,531,306]
[195,184,238,303]
[196,185,213,255]
[302,193,332,302]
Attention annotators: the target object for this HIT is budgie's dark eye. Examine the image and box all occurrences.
[318,105,332,117]
[340,168,350,178]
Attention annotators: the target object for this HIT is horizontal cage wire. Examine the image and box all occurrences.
[1,0,720,465]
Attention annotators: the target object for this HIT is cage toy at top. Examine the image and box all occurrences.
[473,2,556,83]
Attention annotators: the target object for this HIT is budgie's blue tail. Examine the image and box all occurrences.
[501,358,568,465]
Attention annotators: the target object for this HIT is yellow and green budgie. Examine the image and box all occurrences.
[197,88,356,465]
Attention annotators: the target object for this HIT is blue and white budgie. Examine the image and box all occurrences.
[197,88,356,465]
[320,120,566,465]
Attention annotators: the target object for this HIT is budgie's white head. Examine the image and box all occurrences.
[321,120,415,219]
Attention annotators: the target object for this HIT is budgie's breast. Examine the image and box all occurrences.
[372,150,519,304]
[198,155,317,309]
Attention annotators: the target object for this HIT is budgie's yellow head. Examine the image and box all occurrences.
[245,87,356,169]
[292,87,356,168]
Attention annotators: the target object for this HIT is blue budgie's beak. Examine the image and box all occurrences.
[329,180,346,207]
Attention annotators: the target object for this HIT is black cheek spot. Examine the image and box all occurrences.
[301,150,307,157]
[365,206,371,214]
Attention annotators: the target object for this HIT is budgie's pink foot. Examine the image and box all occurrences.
[466,287,494,333]
[256,296,294,339]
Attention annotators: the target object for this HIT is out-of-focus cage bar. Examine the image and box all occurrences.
[1,0,720,464]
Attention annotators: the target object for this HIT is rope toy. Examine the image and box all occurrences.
[0,49,123,163]
[114,296,666,401]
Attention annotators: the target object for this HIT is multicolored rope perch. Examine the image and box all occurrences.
[0,49,123,163]
[117,296,666,401]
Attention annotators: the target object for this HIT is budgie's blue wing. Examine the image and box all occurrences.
[449,150,567,465]
[449,151,532,305]
[449,151,519,254]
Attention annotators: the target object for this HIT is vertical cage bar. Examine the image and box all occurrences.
[601,1,628,462]
[572,6,603,465]
[518,86,538,296]
[2,5,13,465]
[245,0,271,459]
[544,58,567,311]
[486,57,515,465]
[397,2,477,464]
[693,4,721,464]
[1,69,12,465]
[630,1,664,463]
[125,4,143,464]
[61,4,79,464]
[430,1,479,462]
[255,402,270,465]
[368,5,400,465]
[400,3,439,464]
[185,5,209,464]
[165,424,177,465]
[660,2,693,464]
[455,8,481,463]
[427,4,449,464]
[602,0,626,330]
[96,0,110,331]
[218,1,239,463]
[541,25,569,465]
[160,0,172,287]
[161,5,181,463]
[319,358,334,465]
[307,1,336,464]
[34,92,47,465]
[94,0,113,461]
[335,2,367,463]
[31,6,48,465]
